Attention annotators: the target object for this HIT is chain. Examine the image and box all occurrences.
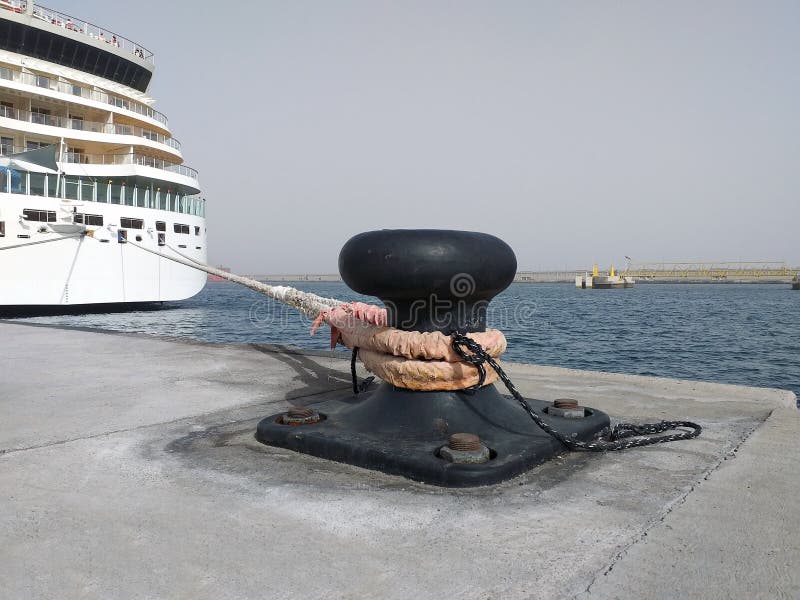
[451,333,702,451]
[350,347,374,394]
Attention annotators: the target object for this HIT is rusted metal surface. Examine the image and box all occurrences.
[553,399,579,410]
[287,406,314,419]
[279,406,321,426]
[448,433,482,452]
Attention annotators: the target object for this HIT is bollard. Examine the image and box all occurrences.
[257,230,611,487]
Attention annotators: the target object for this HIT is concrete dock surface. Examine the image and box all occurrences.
[0,321,797,600]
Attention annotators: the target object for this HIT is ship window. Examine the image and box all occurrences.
[0,221,4,237]
[64,177,80,201]
[46,174,58,198]
[0,102,12,118]
[71,84,84,97]
[157,232,165,246]
[35,75,50,89]
[109,184,122,204]
[80,179,94,201]
[30,107,51,126]
[0,67,12,81]
[178,244,187,248]
[23,209,56,223]
[1,137,13,155]
[69,115,84,131]
[120,217,144,229]
[155,221,166,232]
[97,181,108,202]
[75,213,104,226]
[29,173,45,196]
[67,148,86,163]
[118,229,128,243]
[194,226,200,236]
[27,140,48,151]
[173,223,189,234]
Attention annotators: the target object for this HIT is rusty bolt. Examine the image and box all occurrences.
[549,399,585,419]
[440,432,490,464]
[553,399,579,410]
[448,433,482,452]
[287,406,314,419]
[280,405,321,426]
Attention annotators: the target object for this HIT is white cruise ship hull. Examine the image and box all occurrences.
[0,193,206,306]
[0,1,210,309]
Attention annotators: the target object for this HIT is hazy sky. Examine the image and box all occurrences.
[59,1,800,273]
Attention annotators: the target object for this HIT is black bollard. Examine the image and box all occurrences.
[257,230,610,487]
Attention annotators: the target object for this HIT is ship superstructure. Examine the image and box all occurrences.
[0,0,206,307]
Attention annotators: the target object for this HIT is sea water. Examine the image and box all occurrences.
[12,282,799,400]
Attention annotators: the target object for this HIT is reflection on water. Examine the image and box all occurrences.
[11,281,800,400]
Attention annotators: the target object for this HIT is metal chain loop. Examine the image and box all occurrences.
[350,347,374,394]
[451,333,702,451]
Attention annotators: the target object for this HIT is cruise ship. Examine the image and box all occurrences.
[0,0,206,308]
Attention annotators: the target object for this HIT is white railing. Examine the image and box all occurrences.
[0,65,169,127]
[0,144,197,182]
[62,151,198,181]
[0,104,180,150]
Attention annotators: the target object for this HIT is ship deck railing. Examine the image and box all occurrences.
[0,0,154,64]
[0,168,205,216]
[62,151,198,181]
[0,145,197,181]
[0,104,179,150]
[0,65,169,128]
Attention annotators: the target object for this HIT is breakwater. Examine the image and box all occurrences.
[243,271,799,284]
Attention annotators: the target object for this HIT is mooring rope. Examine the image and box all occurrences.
[121,237,341,319]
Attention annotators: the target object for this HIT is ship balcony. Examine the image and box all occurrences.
[0,60,167,131]
[60,151,198,185]
[0,106,181,156]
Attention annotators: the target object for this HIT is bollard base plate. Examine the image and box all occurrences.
[256,383,610,488]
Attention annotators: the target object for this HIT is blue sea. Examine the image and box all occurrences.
[11,281,799,401]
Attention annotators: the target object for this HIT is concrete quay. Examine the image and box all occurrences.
[1,321,798,600]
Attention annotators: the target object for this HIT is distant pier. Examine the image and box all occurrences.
[240,265,799,285]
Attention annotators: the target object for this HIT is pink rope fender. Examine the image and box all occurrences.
[312,302,506,391]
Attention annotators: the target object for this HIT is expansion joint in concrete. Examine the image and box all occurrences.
[574,414,769,599]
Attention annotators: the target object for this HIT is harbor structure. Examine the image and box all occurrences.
[0,1,206,307]
[623,261,796,283]
[575,264,635,289]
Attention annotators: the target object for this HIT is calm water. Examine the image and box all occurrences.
[11,282,800,400]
